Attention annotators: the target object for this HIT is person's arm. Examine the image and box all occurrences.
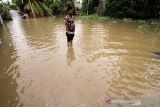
[65,21,69,32]
[65,19,71,34]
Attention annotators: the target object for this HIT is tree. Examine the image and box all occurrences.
[13,0,75,16]
[82,0,99,15]
[105,0,160,19]
[0,0,12,21]
[13,0,52,17]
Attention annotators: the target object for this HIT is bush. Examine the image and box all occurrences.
[49,0,75,15]
[106,0,136,18]
[9,3,17,10]
[49,1,60,15]
[106,0,160,19]
[0,4,12,21]
[1,9,12,20]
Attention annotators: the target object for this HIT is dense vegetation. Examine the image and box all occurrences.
[49,0,75,15]
[106,0,160,19]
[82,0,99,14]
[82,0,160,19]
[13,0,75,17]
[0,1,13,21]
[1,0,160,20]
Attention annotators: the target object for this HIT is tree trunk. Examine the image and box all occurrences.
[103,0,106,10]
[143,0,147,11]
[0,14,4,26]
[87,0,89,15]
[29,0,35,18]
[0,0,4,26]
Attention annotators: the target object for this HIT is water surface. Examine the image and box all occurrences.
[0,10,160,107]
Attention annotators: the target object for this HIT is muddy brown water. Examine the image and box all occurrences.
[0,10,160,107]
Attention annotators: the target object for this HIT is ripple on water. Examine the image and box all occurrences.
[0,13,160,107]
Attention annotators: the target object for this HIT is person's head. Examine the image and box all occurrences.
[67,6,73,15]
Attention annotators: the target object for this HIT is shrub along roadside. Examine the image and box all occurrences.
[0,3,12,21]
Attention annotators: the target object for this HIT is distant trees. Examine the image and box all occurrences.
[3,0,160,19]
[82,0,99,15]
[106,0,160,19]
[49,0,75,15]
[82,0,160,19]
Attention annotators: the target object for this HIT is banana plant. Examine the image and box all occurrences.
[13,0,52,17]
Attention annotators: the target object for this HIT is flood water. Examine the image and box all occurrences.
[0,11,160,107]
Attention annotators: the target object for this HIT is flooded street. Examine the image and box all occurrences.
[0,11,160,107]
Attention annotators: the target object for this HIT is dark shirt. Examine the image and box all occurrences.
[65,15,75,33]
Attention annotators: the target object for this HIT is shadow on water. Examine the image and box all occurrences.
[67,48,75,66]
[154,52,160,59]
[154,52,160,56]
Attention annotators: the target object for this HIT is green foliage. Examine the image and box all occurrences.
[56,0,75,14]
[0,3,12,21]
[3,1,17,10]
[106,0,160,19]
[82,0,99,15]
[39,2,52,16]
[106,0,136,18]
[13,0,53,17]
[81,0,160,19]
[138,24,150,30]
[1,9,12,20]
[80,13,110,22]
[13,0,75,16]
[9,3,17,10]
[48,0,75,15]
[23,3,30,10]
[33,1,45,16]
[49,1,60,15]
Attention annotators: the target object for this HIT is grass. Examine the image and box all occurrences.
[80,14,110,22]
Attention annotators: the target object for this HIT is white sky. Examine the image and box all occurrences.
[2,0,11,3]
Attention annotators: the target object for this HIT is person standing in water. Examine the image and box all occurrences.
[65,7,75,48]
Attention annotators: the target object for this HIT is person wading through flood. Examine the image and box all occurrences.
[65,6,75,48]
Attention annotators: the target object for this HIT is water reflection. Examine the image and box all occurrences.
[67,48,75,66]
[22,17,56,49]
[0,28,19,107]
